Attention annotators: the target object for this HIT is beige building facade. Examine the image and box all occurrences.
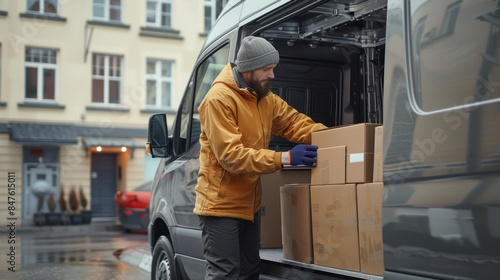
[0,0,227,225]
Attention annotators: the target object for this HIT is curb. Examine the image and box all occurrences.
[118,247,152,273]
[0,221,123,236]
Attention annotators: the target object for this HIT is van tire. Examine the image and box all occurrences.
[151,236,176,280]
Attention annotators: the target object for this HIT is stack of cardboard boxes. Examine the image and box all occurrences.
[279,123,384,276]
[260,169,311,248]
[357,124,384,275]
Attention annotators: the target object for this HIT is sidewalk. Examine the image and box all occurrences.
[1,217,153,273]
[116,245,152,274]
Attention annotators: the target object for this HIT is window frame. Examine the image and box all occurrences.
[24,47,58,102]
[171,43,230,155]
[145,0,172,28]
[92,0,122,22]
[91,53,123,105]
[145,58,174,109]
[27,0,59,14]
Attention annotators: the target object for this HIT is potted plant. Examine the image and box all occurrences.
[34,194,47,226]
[59,184,71,225]
[45,192,61,226]
[79,186,92,224]
[69,186,82,225]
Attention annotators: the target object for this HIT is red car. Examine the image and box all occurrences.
[114,181,152,232]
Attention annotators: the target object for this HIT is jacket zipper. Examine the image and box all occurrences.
[255,100,266,220]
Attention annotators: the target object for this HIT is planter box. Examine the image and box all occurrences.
[45,213,62,226]
[81,211,92,224]
[70,214,83,225]
[34,213,46,226]
[61,213,71,225]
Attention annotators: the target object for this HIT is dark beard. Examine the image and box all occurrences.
[249,79,271,102]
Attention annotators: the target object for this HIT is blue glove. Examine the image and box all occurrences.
[289,144,318,166]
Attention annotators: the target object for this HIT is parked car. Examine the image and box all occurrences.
[114,181,152,231]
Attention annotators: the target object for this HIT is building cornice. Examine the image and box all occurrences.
[0,121,148,139]
[18,102,65,109]
[139,26,183,40]
[85,105,130,112]
[87,20,130,29]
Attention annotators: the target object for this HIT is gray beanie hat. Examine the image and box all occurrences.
[235,36,279,73]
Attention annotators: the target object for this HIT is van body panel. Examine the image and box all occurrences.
[170,226,204,262]
[239,0,292,25]
[383,0,500,279]
[175,253,207,279]
[203,1,243,49]
[148,0,500,279]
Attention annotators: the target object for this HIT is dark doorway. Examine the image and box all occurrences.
[91,153,117,217]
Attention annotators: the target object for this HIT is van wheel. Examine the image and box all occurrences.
[151,236,176,280]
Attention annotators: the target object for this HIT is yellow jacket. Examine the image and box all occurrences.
[193,64,327,221]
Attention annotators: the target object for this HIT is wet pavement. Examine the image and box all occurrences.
[0,220,151,280]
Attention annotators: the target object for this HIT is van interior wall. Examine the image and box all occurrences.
[269,40,384,151]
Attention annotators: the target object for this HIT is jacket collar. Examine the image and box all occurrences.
[213,63,256,101]
[232,67,254,92]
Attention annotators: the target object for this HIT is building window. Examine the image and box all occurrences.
[92,54,123,104]
[146,59,172,108]
[93,0,121,22]
[27,0,58,14]
[204,0,228,33]
[25,47,57,101]
[146,0,171,28]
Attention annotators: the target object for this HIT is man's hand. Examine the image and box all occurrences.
[289,144,318,166]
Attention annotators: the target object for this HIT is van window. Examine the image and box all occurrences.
[171,44,230,155]
[194,45,229,110]
[410,0,500,113]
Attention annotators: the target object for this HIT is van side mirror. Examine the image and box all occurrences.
[147,114,170,158]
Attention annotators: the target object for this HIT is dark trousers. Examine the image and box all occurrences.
[198,212,261,280]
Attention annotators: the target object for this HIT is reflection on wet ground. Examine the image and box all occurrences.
[0,228,149,280]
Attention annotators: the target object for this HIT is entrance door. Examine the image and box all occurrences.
[22,163,59,221]
[90,153,117,217]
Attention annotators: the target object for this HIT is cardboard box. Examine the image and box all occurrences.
[373,126,383,183]
[357,183,384,276]
[260,169,311,248]
[347,153,374,183]
[280,184,313,263]
[312,123,381,183]
[311,146,346,185]
[310,184,360,271]
[312,123,380,152]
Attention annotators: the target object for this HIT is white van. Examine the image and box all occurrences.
[147,0,500,279]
